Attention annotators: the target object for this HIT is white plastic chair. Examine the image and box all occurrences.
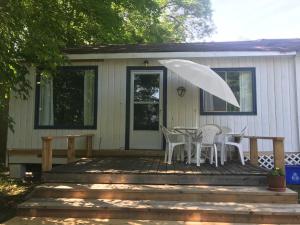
[161,126,187,164]
[215,126,232,165]
[193,124,221,167]
[190,129,202,166]
[225,126,247,166]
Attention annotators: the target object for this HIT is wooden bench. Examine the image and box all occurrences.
[42,134,94,172]
[244,136,285,172]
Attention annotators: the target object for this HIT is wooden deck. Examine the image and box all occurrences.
[43,157,268,186]
[50,157,268,175]
[21,156,300,224]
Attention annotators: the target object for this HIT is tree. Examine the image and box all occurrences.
[0,0,213,162]
[122,0,214,43]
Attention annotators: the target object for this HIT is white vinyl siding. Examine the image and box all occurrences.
[196,56,298,152]
[7,55,299,154]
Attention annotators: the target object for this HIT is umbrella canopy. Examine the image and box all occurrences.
[159,59,240,108]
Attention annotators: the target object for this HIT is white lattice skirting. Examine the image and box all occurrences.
[244,152,300,170]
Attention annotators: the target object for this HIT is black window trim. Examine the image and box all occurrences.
[125,66,167,150]
[200,67,257,116]
[34,66,98,130]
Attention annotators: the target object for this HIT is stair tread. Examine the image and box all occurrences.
[18,198,300,215]
[43,173,267,186]
[35,183,297,196]
[5,217,268,225]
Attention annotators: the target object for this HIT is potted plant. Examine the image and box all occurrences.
[267,167,286,192]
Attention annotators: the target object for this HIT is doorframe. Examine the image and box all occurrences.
[125,66,167,150]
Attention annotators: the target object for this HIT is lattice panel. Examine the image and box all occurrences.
[258,155,274,169]
[285,153,300,165]
[244,152,300,169]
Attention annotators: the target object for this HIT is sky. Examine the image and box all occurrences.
[207,0,300,42]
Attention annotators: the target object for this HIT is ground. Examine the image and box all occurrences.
[0,165,37,223]
[289,185,300,202]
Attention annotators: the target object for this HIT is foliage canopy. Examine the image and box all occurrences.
[0,0,213,126]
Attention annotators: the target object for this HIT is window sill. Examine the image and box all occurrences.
[200,112,257,116]
[34,126,97,130]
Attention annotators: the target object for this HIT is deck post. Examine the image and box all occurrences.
[67,136,76,163]
[273,138,285,172]
[249,137,258,166]
[86,135,93,158]
[42,137,53,172]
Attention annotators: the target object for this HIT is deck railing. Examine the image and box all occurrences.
[40,134,284,173]
[244,136,285,172]
[41,134,94,172]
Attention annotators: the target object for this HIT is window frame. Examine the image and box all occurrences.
[34,66,98,129]
[200,67,257,116]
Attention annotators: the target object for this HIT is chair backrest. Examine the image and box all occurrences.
[161,125,185,143]
[240,126,247,135]
[160,125,170,142]
[200,124,221,145]
[215,126,232,143]
[235,126,247,143]
[221,126,232,134]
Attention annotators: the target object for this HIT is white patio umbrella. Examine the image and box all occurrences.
[159,59,240,108]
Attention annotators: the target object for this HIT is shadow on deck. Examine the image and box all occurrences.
[43,157,268,186]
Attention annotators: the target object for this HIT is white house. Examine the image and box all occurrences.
[7,39,300,176]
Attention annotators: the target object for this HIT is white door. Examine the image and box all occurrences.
[129,70,164,149]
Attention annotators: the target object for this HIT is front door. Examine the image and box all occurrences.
[127,68,166,149]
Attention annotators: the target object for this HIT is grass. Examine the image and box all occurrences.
[0,165,38,223]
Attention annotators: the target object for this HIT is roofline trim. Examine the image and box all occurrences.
[66,51,296,60]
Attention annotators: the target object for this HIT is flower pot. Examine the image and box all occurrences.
[267,175,286,192]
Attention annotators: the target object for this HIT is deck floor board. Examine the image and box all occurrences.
[50,157,268,176]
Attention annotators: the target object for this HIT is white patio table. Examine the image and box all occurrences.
[173,127,205,164]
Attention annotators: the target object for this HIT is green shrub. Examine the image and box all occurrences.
[269,167,285,176]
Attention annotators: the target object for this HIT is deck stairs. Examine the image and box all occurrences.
[18,179,300,223]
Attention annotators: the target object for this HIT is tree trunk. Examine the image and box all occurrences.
[0,99,9,164]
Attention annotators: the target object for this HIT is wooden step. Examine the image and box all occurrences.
[5,217,272,225]
[5,217,278,225]
[43,172,267,186]
[31,183,298,204]
[17,198,300,224]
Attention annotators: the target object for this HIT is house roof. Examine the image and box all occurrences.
[63,39,300,54]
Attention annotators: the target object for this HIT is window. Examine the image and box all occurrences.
[35,66,98,129]
[133,73,160,130]
[200,68,256,115]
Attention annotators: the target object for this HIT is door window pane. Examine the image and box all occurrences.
[134,74,160,103]
[133,73,160,130]
[134,104,159,130]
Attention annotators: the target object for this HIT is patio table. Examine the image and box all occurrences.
[173,127,204,164]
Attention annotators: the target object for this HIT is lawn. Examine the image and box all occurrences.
[0,165,37,223]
